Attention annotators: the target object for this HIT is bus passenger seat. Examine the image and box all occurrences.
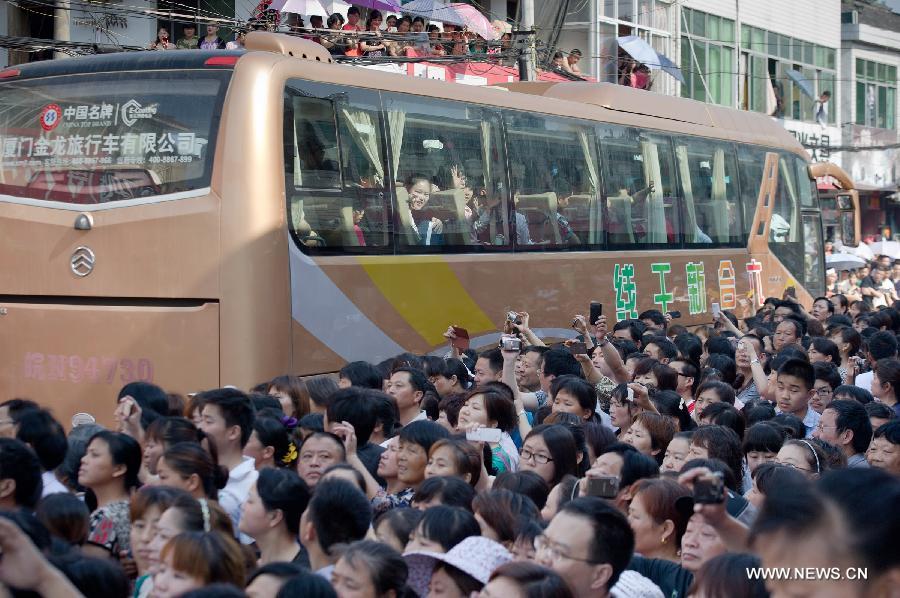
[517,192,561,245]
[562,194,593,243]
[607,190,635,244]
[428,189,468,245]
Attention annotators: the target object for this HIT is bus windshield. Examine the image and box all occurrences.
[0,70,230,205]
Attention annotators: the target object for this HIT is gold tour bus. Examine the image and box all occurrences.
[0,32,859,425]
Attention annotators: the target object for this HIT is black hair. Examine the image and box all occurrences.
[690,425,744,488]
[247,561,305,586]
[0,438,43,509]
[252,416,292,466]
[473,348,504,379]
[196,387,255,448]
[688,553,767,598]
[305,376,340,409]
[392,367,430,395]
[639,309,667,327]
[633,358,678,391]
[180,585,246,598]
[161,441,229,499]
[417,505,481,551]
[298,413,325,433]
[118,381,169,418]
[257,468,310,535]
[744,401,777,427]
[524,424,578,486]
[866,330,898,361]
[696,379,736,405]
[414,475,476,510]
[682,457,738,493]
[399,420,450,454]
[87,431,142,491]
[834,384,874,405]
[37,492,90,547]
[392,352,424,373]
[550,375,597,414]
[651,390,694,432]
[307,479,372,555]
[369,391,399,439]
[339,540,409,598]
[779,314,807,338]
[438,358,474,391]
[646,336,678,361]
[322,463,366,493]
[706,336,736,360]
[810,337,842,366]
[463,386,518,433]
[472,489,540,545]
[865,401,895,423]
[812,361,842,392]
[275,570,339,598]
[146,416,201,447]
[493,470,551,510]
[373,508,422,548]
[53,553,130,598]
[583,422,617,464]
[327,387,376,445]
[541,349,582,379]
[560,498,634,590]
[772,413,806,439]
[674,334,703,365]
[599,443,660,488]
[874,419,900,444]
[249,393,283,415]
[14,409,67,472]
[704,353,737,386]
[777,358,815,391]
[817,468,900,577]
[339,361,383,390]
[742,422,785,456]
[699,402,745,439]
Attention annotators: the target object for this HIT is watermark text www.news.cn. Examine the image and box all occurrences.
[747,568,868,581]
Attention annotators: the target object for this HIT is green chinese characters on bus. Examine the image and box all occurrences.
[614,263,638,321]
[686,262,707,315]
[651,263,673,313]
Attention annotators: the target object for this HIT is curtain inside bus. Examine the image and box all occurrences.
[0,71,229,204]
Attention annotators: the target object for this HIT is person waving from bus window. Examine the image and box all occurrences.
[405,175,443,246]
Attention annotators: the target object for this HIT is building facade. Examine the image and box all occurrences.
[840,1,900,237]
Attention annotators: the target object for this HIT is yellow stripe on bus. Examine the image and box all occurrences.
[357,257,495,346]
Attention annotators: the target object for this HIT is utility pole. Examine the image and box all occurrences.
[518,0,536,81]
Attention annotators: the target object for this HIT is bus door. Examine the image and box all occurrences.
[0,68,231,426]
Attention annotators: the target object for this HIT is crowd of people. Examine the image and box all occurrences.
[149,8,517,61]
[2,289,900,597]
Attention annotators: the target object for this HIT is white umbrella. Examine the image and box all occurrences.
[399,0,465,26]
[868,240,900,259]
[616,35,685,83]
[826,252,867,271]
[852,243,874,260]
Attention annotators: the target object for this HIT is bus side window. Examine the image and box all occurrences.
[599,126,677,247]
[383,93,508,250]
[674,138,742,246]
[736,145,766,242]
[284,82,390,251]
[504,112,601,249]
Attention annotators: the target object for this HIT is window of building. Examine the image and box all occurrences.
[855,58,897,130]
[680,7,735,106]
[739,25,837,124]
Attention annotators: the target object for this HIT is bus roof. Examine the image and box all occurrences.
[8,49,245,79]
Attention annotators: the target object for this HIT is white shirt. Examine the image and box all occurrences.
[855,371,873,393]
[218,456,258,544]
[610,570,665,598]
[380,411,428,448]
[41,471,69,497]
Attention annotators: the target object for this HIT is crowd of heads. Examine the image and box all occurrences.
[2,291,900,597]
